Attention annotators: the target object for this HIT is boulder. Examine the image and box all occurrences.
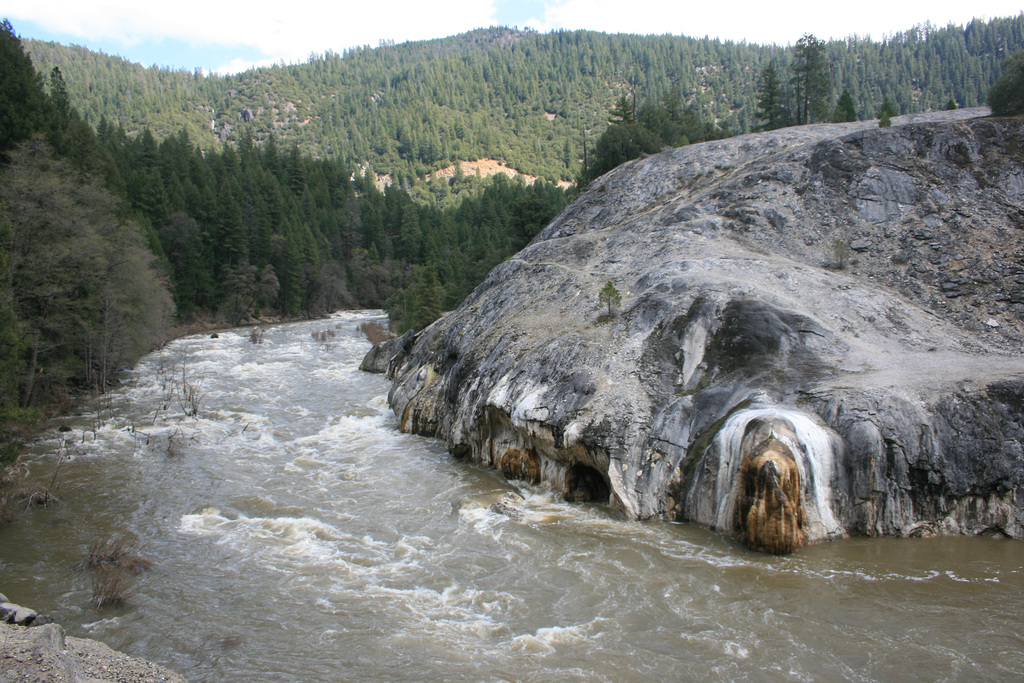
[371,109,1024,552]
[1,601,38,626]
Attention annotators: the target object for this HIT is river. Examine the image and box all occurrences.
[2,311,1022,681]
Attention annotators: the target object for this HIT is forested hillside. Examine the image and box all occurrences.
[24,15,1024,184]
[0,19,568,456]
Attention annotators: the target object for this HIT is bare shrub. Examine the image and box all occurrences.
[22,487,63,508]
[0,458,28,525]
[311,329,334,346]
[82,534,153,608]
[84,534,153,574]
[177,365,204,418]
[358,321,395,345]
[165,426,198,458]
[92,566,136,609]
[21,436,69,510]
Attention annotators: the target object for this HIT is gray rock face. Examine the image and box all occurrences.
[371,109,1024,551]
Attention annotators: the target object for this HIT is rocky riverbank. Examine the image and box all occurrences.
[368,109,1024,553]
[1,594,185,682]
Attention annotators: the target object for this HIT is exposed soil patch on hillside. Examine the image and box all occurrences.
[429,158,573,188]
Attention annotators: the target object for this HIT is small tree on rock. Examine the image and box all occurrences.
[832,89,857,122]
[598,280,621,318]
[833,240,853,269]
[877,96,897,127]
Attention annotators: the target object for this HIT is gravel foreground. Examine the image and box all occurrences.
[0,623,185,683]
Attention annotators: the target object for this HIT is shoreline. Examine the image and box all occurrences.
[0,621,186,682]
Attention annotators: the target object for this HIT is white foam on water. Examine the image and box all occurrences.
[511,624,588,654]
[310,364,361,383]
[178,507,411,573]
[295,413,392,450]
[457,505,508,542]
[179,507,342,543]
[286,455,327,471]
[357,582,512,643]
[724,641,751,659]
[81,617,122,633]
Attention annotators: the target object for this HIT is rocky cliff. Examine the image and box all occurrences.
[369,109,1024,552]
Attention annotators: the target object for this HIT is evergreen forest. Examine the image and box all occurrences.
[24,16,1024,183]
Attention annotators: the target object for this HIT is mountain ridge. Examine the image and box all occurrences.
[23,15,1024,183]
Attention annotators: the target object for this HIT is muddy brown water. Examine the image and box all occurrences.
[2,312,1022,681]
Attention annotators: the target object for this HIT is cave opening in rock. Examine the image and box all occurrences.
[563,463,610,502]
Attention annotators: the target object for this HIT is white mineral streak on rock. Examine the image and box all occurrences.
[681,315,710,389]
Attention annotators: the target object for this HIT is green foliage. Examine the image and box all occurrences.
[599,280,621,318]
[945,97,958,110]
[582,90,726,183]
[877,96,897,127]
[25,16,1024,182]
[0,141,174,405]
[833,89,858,122]
[791,34,831,125]
[0,204,30,468]
[988,50,1024,116]
[878,96,898,119]
[755,61,788,131]
[0,205,23,402]
[585,121,662,181]
[0,20,53,157]
[608,93,637,124]
[403,264,443,331]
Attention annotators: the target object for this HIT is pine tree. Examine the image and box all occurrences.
[791,34,832,125]
[755,61,787,131]
[877,96,898,126]
[406,264,442,330]
[0,20,53,157]
[598,280,621,318]
[833,88,857,122]
[608,94,637,125]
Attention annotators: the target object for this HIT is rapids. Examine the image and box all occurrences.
[1,312,1022,681]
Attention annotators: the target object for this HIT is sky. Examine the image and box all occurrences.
[4,0,1022,74]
